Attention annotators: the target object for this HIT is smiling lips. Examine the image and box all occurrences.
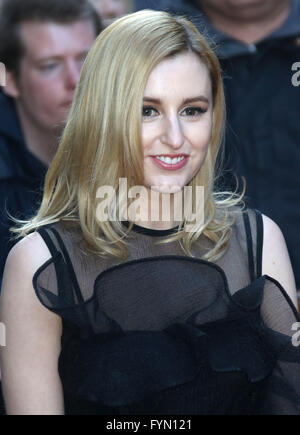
[150,154,189,171]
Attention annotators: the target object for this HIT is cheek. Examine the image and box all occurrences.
[192,125,212,153]
[141,124,156,154]
[22,74,58,101]
[20,79,68,127]
[201,115,213,146]
[32,80,64,111]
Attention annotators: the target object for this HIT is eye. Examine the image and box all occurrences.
[39,63,58,72]
[142,106,158,117]
[181,107,207,117]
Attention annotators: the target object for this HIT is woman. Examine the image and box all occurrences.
[0,10,299,415]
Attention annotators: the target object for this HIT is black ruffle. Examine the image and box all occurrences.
[58,312,289,408]
[34,255,300,414]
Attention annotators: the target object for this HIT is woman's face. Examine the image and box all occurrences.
[142,51,213,194]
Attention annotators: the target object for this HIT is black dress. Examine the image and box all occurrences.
[33,209,300,414]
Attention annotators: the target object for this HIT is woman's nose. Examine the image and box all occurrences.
[161,116,184,149]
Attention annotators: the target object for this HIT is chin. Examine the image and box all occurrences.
[151,184,183,194]
[145,173,188,194]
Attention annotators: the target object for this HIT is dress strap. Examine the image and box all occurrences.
[37,225,85,306]
[48,227,85,305]
[38,227,65,296]
[242,209,264,282]
[254,209,263,278]
[36,224,92,332]
[242,211,255,282]
[38,227,59,258]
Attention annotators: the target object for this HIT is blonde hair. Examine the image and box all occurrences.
[14,9,244,261]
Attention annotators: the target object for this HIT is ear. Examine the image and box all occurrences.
[2,71,20,99]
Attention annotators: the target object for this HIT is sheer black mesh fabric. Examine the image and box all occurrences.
[33,210,300,414]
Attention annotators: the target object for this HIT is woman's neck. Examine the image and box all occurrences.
[126,188,182,231]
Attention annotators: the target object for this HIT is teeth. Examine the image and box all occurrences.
[156,156,185,164]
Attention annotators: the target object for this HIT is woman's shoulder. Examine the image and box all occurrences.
[217,206,262,253]
[5,231,52,278]
[2,220,75,292]
[228,208,297,307]
[224,206,263,246]
[261,213,283,241]
[0,231,62,338]
[260,213,298,307]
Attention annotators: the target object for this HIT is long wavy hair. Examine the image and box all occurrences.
[14,9,244,261]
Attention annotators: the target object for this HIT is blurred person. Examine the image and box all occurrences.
[134,1,300,292]
[0,0,101,416]
[0,0,102,283]
[0,10,299,416]
[91,0,131,27]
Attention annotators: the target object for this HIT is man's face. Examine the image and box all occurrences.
[200,0,290,21]
[6,20,96,134]
[92,0,128,28]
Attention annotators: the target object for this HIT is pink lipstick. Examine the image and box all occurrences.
[150,154,189,171]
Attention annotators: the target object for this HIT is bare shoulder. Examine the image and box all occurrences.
[1,231,58,322]
[0,232,63,414]
[262,214,285,244]
[5,231,51,272]
[261,214,297,307]
[3,232,51,292]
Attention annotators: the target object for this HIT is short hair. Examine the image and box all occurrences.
[16,10,242,262]
[0,0,102,74]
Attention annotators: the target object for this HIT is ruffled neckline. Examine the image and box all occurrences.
[33,247,300,412]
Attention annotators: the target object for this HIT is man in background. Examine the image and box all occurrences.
[91,0,132,27]
[135,0,300,292]
[0,0,102,282]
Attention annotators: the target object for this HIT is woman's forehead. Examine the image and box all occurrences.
[143,52,212,102]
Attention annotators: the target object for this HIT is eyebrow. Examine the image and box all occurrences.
[34,51,89,62]
[143,96,209,104]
